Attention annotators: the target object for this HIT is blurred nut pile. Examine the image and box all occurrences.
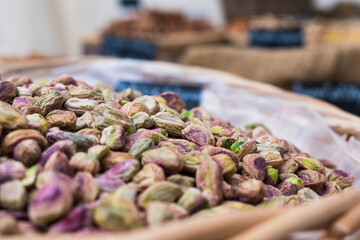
[104,10,212,38]
[0,74,355,235]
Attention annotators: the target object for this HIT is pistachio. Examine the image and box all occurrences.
[12,96,34,110]
[26,114,50,134]
[63,97,98,116]
[74,172,99,203]
[76,111,94,130]
[100,125,125,150]
[39,140,75,166]
[137,181,183,208]
[182,125,215,146]
[168,139,197,153]
[114,183,138,202]
[278,159,299,174]
[242,154,266,181]
[190,107,212,121]
[7,75,33,86]
[264,167,279,186]
[228,173,247,186]
[156,92,185,113]
[264,184,283,199]
[297,188,320,205]
[259,195,299,208]
[132,112,154,129]
[95,174,125,193]
[152,112,186,137]
[34,91,64,115]
[259,149,283,167]
[100,151,134,171]
[211,153,237,179]
[216,137,236,149]
[167,174,195,189]
[0,81,17,102]
[158,103,181,115]
[51,74,77,86]
[202,146,238,166]
[0,212,19,235]
[182,151,212,174]
[13,139,41,167]
[76,128,101,140]
[297,170,326,192]
[229,137,257,161]
[146,202,188,226]
[128,138,154,158]
[294,156,325,174]
[94,83,115,100]
[177,188,204,213]
[318,181,342,197]
[91,103,130,130]
[196,158,223,207]
[35,171,77,193]
[118,88,139,101]
[105,159,140,182]
[49,204,92,233]
[44,151,74,176]
[22,165,39,188]
[46,130,97,152]
[141,147,183,175]
[124,129,167,151]
[325,169,354,189]
[121,101,150,116]
[29,182,73,226]
[93,195,142,231]
[132,164,165,191]
[0,101,28,130]
[235,179,265,204]
[68,85,103,100]
[278,177,303,196]
[88,145,110,161]
[0,180,27,210]
[0,161,26,183]
[133,95,160,115]
[45,110,77,131]
[69,152,100,174]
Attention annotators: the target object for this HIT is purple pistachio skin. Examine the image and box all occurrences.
[264,185,283,199]
[39,140,76,166]
[243,154,267,181]
[46,130,97,152]
[51,74,77,86]
[44,151,74,177]
[104,159,140,182]
[49,205,92,233]
[182,125,215,146]
[202,147,238,166]
[319,159,337,169]
[318,181,342,197]
[95,174,125,192]
[326,169,354,189]
[277,181,299,196]
[12,96,34,109]
[156,92,185,113]
[0,161,26,183]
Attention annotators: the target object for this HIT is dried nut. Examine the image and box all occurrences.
[0,81,17,102]
[26,114,50,134]
[222,181,236,200]
[259,149,283,167]
[49,204,92,233]
[182,151,212,174]
[318,181,342,197]
[152,128,169,137]
[12,96,34,110]
[167,139,197,153]
[278,177,303,196]
[294,156,325,174]
[133,96,160,115]
[128,138,154,158]
[95,174,125,193]
[76,128,101,140]
[236,179,265,204]
[39,140,75,166]
[325,169,354,189]
[0,212,19,235]
[256,144,287,157]
[46,110,77,131]
[264,184,283,199]
[156,92,185,113]
[105,159,140,182]
[211,154,237,179]
[177,187,204,213]
[94,83,115,100]
[138,181,183,208]
[114,183,138,202]
[93,195,141,231]
[124,129,167,151]
[69,152,100,174]
[259,195,299,208]
[182,125,215,146]
[76,112,94,130]
[242,154,266,180]
[216,137,236,149]
[100,151,135,171]
[2,129,47,156]
[0,180,27,210]
[297,188,320,205]
[152,112,186,137]
[196,158,223,207]
[0,101,28,130]
[13,139,41,167]
[7,75,33,86]
[187,117,205,127]
[121,102,150,116]
[100,125,125,150]
[74,172,99,203]
[44,151,73,176]
[68,86,103,100]
[22,165,39,188]
[264,167,279,186]
[118,88,141,101]
[278,159,299,174]
[0,161,26,183]
[64,97,99,115]
[132,164,166,191]
[17,86,32,96]
[202,146,238,165]
[141,147,183,175]
[230,137,257,161]
[28,81,47,96]
[146,202,187,226]
[46,129,97,152]
[190,107,212,121]
[210,125,234,138]
[132,112,154,129]
[35,171,77,193]
[34,92,64,115]
[51,74,77,86]
[158,103,181,116]
[297,170,326,192]
[228,173,247,186]
[91,103,131,130]
[167,174,195,189]
[29,182,73,226]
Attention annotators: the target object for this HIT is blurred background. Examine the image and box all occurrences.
[2,0,360,115]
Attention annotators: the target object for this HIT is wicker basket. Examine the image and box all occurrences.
[1,58,360,240]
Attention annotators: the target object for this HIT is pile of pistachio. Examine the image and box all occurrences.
[0,75,355,235]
